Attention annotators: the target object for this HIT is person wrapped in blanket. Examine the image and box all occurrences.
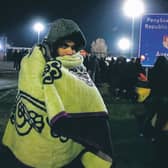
[2,18,114,168]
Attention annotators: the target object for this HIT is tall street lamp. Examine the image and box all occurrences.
[123,0,145,57]
[33,22,44,44]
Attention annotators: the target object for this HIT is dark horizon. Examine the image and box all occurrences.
[0,0,168,53]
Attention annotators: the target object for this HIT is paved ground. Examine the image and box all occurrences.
[0,61,14,70]
[0,79,17,91]
[0,61,18,139]
[0,61,18,91]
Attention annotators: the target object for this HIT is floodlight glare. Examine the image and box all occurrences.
[33,22,45,43]
[0,43,2,50]
[126,58,131,62]
[140,55,146,61]
[33,22,44,32]
[118,38,131,51]
[123,0,145,18]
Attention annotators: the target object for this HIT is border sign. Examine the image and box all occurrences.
[139,13,168,67]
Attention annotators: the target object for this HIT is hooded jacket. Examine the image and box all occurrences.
[44,18,86,58]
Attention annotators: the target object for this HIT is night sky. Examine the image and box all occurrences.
[0,0,168,53]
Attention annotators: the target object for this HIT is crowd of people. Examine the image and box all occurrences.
[84,53,168,168]
[83,54,146,100]
[7,47,147,102]
[6,49,30,70]
[6,45,147,103]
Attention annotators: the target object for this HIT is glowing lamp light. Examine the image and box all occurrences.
[123,0,145,18]
[0,43,3,50]
[126,58,131,62]
[33,22,44,32]
[33,22,45,43]
[140,55,146,61]
[113,57,117,61]
[118,38,131,51]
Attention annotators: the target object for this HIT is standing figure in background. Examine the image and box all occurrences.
[87,53,100,83]
[135,56,168,168]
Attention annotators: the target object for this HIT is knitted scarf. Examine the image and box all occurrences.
[56,53,84,68]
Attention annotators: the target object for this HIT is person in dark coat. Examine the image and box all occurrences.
[137,56,168,168]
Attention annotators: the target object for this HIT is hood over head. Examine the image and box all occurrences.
[45,18,86,51]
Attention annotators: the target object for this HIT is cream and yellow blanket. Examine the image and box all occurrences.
[2,46,113,168]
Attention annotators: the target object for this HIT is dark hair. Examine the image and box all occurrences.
[51,33,83,56]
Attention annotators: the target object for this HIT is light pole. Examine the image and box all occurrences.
[123,0,145,57]
[33,22,44,44]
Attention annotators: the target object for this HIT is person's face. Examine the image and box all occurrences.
[165,37,168,43]
[163,36,168,48]
[57,41,76,56]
